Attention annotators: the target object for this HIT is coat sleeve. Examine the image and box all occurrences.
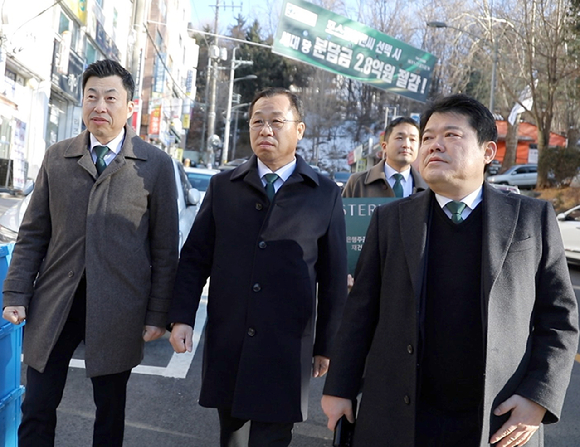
[515,201,579,423]
[313,189,348,357]
[2,154,52,308]
[168,176,216,328]
[323,207,383,399]
[145,155,180,327]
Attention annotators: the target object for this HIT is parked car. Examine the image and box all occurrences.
[486,164,537,189]
[486,159,502,176]
[184,166,219,202]
[333,171,352,191]
[557,205,580,265]
[0,159,200,253]
[489,183,520,194]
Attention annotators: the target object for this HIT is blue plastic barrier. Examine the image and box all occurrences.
[0,243,23,447]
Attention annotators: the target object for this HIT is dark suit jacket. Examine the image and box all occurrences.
[342,160,427,198]
[170,154,348,423]
[3,125,179,377]
[323,184,579,446]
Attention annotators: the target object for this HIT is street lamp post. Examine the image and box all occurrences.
[427,20,498,113]
[221,47,254,165]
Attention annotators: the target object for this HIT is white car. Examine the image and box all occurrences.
[487,164,537,189]
[557,204,580,265]
[0,159,200,253]
[184,166,219,202]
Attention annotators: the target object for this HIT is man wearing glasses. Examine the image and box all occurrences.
[169,87,348,446]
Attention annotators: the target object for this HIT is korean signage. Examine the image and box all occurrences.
[51,40,84,103]
[343,198,396,275]
[96,21,121,62]
[273,0,437,102]
[148,99,163,138]
[63,0,87,25]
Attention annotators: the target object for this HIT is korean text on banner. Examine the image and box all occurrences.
[273,0,437,102]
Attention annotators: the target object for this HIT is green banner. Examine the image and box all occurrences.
[343,198,397,275]
[273,0,437,102]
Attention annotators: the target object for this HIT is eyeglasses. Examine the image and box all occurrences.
[249,118,301,131]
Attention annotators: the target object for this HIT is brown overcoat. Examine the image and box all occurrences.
[2,125,179,377]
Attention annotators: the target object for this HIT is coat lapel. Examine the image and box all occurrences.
[481,184,521,307]
[400,191,432,303]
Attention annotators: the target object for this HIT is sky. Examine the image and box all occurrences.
[190,0,257,34]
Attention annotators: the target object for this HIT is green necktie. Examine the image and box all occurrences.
[392,173,404,198]
[264,173,279,202]
[446,201,467,224]
[94,145,109,176]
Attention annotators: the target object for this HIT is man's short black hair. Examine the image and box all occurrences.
[419,94,497,145]
[249,87,304,121]
[384,116,419,141]
[82,59,135,101]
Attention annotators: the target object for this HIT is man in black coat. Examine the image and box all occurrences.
[169,87,348,446]
[322,94,579,447]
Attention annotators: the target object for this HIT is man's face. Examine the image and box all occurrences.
[82,75,134,145]
[419,112,496,196]
[249,94,305,171]
[382,123,419,171]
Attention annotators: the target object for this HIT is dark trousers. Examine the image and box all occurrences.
[218,408,294,447]
[18,278,132,447]
[414,400,481,447]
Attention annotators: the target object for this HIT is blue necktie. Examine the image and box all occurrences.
[392,173,404,198]
[264,173,279,202]
[446,201,467,224]
[94,145,109,176]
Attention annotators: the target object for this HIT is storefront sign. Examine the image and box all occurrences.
[343,198,396,274]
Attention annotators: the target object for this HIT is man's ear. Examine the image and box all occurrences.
[126,101,135,119]
[296,122,306,140]
[483,141,497,163]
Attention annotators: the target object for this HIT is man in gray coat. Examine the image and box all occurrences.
[1,60,178,446]
[322,94,579,446]
[342,116,427,198]
[169,87,348,446]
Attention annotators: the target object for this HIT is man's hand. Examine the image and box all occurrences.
[169,323,193,353]
[313,355,330,378]
[347,274,354,291]
[2,306,26,325]
[143,325,165,342]
[321,395,355,430]
[490,394,547,446]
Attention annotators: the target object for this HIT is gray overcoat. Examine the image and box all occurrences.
[324,184,579,446]
[2,125,179,377]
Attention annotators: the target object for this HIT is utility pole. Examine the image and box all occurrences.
[222,47,253,165]
[205,0,220,168]
[130,0,150,136]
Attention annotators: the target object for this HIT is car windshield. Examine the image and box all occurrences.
[186,173,213,192]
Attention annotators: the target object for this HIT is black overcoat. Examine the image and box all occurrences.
[324,184,579,446]
[170,154,348,423]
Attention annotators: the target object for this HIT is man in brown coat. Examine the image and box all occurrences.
[342,116,427,198]
[1,60,178,446]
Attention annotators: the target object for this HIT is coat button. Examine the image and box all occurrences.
[68,271,74,278]
[255,203,263,210]
[404,395,410,405]
[248,327,256,337]
[252,283,261,292]
[407,344,414,354]
[258,241,267,249]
